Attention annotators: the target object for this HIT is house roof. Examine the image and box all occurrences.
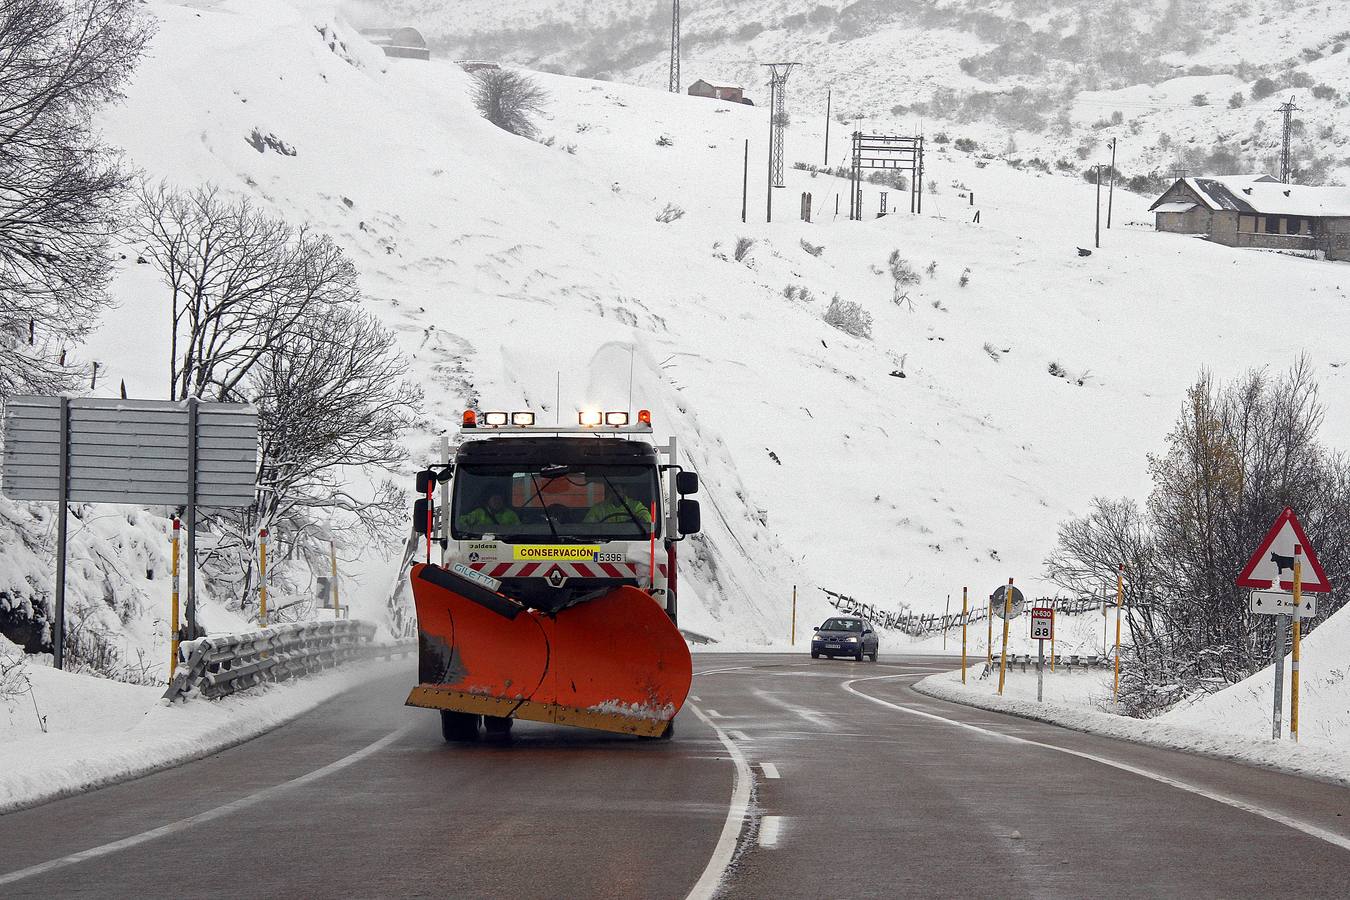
[1153,201,1197,214]
[1152,175,1350,217]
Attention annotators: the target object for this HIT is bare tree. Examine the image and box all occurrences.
[1046,359,1350,715]
[0,0,152,400]
[215,303,421,610]
[473,68,548,138]
[134,183,361,401]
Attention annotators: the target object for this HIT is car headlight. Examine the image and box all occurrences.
[845,636,858,642]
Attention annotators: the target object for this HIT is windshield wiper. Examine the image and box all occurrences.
[528,473,563,541]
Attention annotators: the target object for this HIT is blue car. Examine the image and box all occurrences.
[811,616,879,661]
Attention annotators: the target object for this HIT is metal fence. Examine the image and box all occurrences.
[162,620,382,702]
[822,588,1107,637]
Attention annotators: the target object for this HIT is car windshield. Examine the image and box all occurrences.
[820,618,863,632]
[451,463,658,541]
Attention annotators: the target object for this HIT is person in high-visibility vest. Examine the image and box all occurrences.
[584,483,651,527]
[460,491,521,531]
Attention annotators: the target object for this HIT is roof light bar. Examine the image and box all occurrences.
[462,410,477,428]
[579,410,603,427]
[637,409,652,425]
[605,411,630,426]
[482,411,509,427]
[511,411,536,426]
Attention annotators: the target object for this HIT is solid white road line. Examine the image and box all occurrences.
[759,762,780,779]
[685,705,754,900]
[841,675,1350,854]
[729,730,751,741]
[758,815,783,848]
[706,709,723,718]
[689,694,702,701]
[0,726,413,887]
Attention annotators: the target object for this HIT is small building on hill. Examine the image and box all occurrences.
[1150,175,1350,261]
[360,27,431,61]
[688,79,749,104]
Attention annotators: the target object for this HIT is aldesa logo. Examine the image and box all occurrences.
[512,545,601,562]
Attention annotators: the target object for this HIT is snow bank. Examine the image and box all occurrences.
[914,667,1350,787]
[1159,601,1350,747]
[0,654,409,814]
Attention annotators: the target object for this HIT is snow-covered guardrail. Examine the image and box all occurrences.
[162,620,381,702]
[822,589,1107,637]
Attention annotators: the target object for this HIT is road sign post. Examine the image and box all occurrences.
[1114,565,1124,708]
[1292,550,1302,741]
[1272,614,1287,739]
[1236,509,1330,741]
[1030,607,1053,703]
[2,396,259,665]
[996,578,1016,695]
[961,586,968,685]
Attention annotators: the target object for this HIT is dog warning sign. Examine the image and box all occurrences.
[1236,507,1331,593]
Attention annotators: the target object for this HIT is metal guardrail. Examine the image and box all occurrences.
[822,589,1107,637]
[162,620,381,702]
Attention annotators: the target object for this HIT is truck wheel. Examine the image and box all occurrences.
[440,711,480,742]
[484,715,514,739]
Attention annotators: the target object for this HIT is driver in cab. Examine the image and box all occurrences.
[584,483,651,526]
[459,490,521,531]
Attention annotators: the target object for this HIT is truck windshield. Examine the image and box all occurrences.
[451,463,659,542]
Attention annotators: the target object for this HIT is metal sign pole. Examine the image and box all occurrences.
[53,396,70,669]
[1272,613,1287,739]
[1037,638,1044,703]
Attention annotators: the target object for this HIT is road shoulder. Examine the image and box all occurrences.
[913,668,1350,788]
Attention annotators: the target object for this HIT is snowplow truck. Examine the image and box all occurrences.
[406,408,701,741]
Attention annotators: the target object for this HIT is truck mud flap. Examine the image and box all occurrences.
[406,563,692,737]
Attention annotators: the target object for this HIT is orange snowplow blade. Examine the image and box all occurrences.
[405,564,692,737]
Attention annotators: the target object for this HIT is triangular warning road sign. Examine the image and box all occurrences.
[1236,507,1331,593]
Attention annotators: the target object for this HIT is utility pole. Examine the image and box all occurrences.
[668,1,680,93]
[1107,137,1117,229]
[1278,96,1299,183]
[741,138,748,223]
[1094,164,1103,249]
[824,88,831,167]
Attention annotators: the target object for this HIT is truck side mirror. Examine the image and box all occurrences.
[677,498,701,536]
[415,469,435,494]
[412,498,431,535]
[676,471,699,495]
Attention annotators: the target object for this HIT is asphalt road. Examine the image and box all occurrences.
[2,653,1349,898]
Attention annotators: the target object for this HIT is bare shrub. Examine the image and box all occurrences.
[824,295,872,340]
[656,203,684,223]
[473,68,548,139]
[800,239,824,257]
[733,237,755,262]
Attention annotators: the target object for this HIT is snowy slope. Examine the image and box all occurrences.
[16,0,1350,662]
[370,0,1350,184]
[1159,601,1350,747]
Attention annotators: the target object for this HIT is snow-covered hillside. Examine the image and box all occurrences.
[369,0,1350,185]
[7,0,1350,667]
